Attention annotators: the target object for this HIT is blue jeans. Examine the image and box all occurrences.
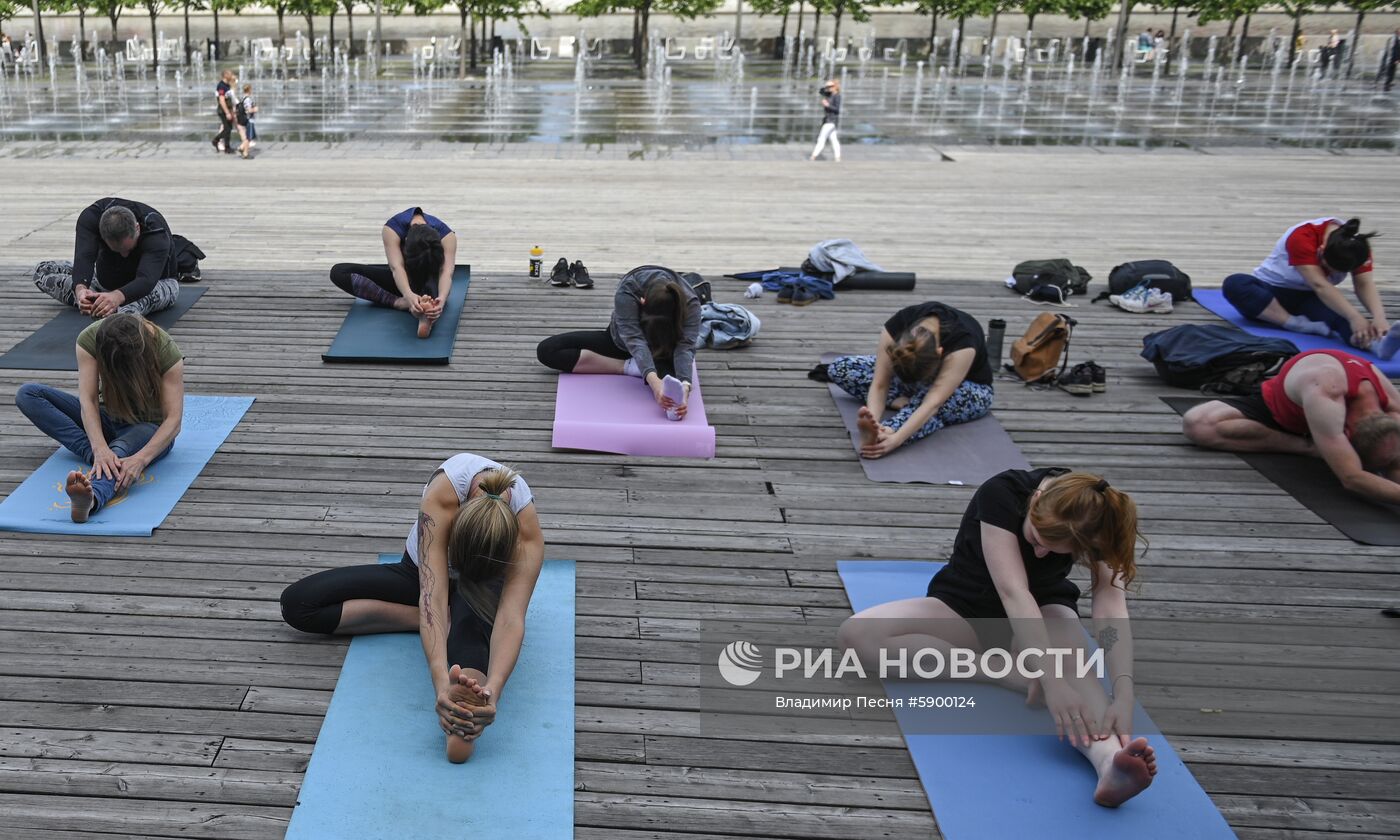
[14,382,171,512]
[1221,273,1353,341]
[828,354,995,441]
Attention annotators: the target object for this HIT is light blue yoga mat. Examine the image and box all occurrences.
[0,395,254,537]
[1194,287,1400,377]
[285,556,575,840]
[837,560,1236,839]
[322,266,471,364]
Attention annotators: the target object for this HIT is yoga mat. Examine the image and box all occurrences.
[837,560,1236,840]
[321,266,470,364]
[725,268,917,291]
[285,556,575,840]
[1162,396,1400,546]
[822,353,1029,484]
[0,286,208,371]
[0,395,254,537]
[1193,288,1400,377]
[551,368,716,458]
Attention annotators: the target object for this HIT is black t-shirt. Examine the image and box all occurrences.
[883,302,993,386]
[935,467,1074,597]
[215,81,231,116]
[72,197,175,301]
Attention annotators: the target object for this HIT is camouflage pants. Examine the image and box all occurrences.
[33,259,180,316]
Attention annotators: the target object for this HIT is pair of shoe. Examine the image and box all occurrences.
[549,257,593,289]
[777,284,817,306]
[1110,283,1173,314]
[1057,361,1107,397]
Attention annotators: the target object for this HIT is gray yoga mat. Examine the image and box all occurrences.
[822,353,1030,484]
[1162,396,1400,546]
[0,286,208,371]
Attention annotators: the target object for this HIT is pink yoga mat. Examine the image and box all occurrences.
[551,370,717,459]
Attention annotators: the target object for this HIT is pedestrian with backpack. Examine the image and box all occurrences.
[1221,217,1400,358]
[812,301,995,459]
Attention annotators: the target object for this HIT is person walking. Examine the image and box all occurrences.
[212,70,236,154]
[1383,28,1400,93]
[810,79,842,162]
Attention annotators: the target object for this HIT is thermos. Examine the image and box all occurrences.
[529,245,543,278]
[986,318,1007,371]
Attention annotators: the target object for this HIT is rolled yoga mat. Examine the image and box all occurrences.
[551,367,716,458]
[0,395,254,537]
[1161,395,1400,546]
[822,353,1029,484]
[1192,288,1400,377]
[321,266,470,364]
[284,556,575,840]
[837,560,1237,840]
[0,286,208,372]
[726,268,917,291]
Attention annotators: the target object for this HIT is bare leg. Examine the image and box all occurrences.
[65,470,94,523]
[571,349,628,375]
[1182,401,1314,457]
[446,665,490,763]
[334,599,419,634]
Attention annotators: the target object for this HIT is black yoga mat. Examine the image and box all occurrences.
[0,286,208,372]
[726,268,917,291]
[1161,396,1400,546]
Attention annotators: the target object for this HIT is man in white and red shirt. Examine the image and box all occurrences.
[1222,216,1400,359]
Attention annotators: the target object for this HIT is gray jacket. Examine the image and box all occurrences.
[608,265,703,383]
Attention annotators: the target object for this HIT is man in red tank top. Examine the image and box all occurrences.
[1182,350,1400,507]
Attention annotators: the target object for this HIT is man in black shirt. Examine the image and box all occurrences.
[32,197,182,318]
[212,69,236,153]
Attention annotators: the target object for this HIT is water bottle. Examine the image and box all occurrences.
[986,318,1007,372]
[529,245,543,278]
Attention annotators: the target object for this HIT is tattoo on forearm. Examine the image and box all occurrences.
[1097,626,1119,654]
[417,512,439,628]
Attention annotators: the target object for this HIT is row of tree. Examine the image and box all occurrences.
[5,0,1397,76]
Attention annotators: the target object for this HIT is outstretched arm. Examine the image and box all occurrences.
[416,474,467,719]
[1304,385,1400,506]
[865,329,897,419]
[435,232,458,306]
[118,362,184,491]
[1352,272,1389,340]
[883,347,976,446]
[1298,264,1373,345]
[1089,562,1136,745]
[381,226,416,302]
[483,504,545,702]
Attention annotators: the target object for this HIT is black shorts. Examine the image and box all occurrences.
[1215,393,1286,432]
[927,568,1080,649]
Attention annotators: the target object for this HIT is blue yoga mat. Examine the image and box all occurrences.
[0,395,254,537]
[837,560,1236,840]
[285,556,575,840]
[1194,287,1400,377]
[322,266,471,364]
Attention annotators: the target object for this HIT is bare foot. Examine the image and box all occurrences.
[392,297,412,311]
[65,470,94,524]
[445,664,490,763]
[1023,678,1044,708]
[1094,737,1157,807]
[857,406,881,448]
[417,316,433,339]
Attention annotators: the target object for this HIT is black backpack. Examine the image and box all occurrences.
[1141,325,1298,395]
[1008,259,1091,297]
[1098,260,1193,302]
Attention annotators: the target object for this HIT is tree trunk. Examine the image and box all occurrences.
[211,7,218,61]
[329,7,336,59]
[306,13,317,72]
[1239,13,1250,64]
[1288,14,1301,65]
[928,10,937,59]
[640,0,651,75]
[988,10,999,53]
[31,0,47,64]
[1164,4,1178,73]
[149,9,158,71]
[80,8,88,62]
[632,7,640,68]
[346,7,355,58]
[833,0,844,44]
[955,15,965,71]
[813,9,821,47]
[468,9,477,70]
[796,0,804,44]
[1222,15,1236,65]
[775,7,789,59]
[458,7,467,77]
[111,12,121,56]
[1346,10,1363,76]
[1113,0,1134,69]
[1082,17,1090,43]
[1027,13,1035,34]
[277,9,286,45]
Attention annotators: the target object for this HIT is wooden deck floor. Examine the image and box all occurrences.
[0,262,1396,839]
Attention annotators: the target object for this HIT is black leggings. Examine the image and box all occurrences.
[536,328,675,378]
[330,263,438,301]
[279,553,493,673]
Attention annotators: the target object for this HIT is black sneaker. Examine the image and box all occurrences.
[1057,363,1095,396]
[777,284,795,304]
[791,285,818,306]
[178,265,202,283]
[1086,361,1107,393]
[549,258,571,287]
[570,261,593,289]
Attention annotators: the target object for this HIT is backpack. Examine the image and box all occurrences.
[171,234,206,282]
[1010,313,1076,383]
[1007,259,1092,297]
[1096,260,1193,302]
[1141,324,1298,395]
[680,271,713,305]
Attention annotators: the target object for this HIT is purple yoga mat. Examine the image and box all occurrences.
[822,353,1030,484]
[551,370,717,459]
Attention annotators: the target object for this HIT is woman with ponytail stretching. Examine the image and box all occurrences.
[15,313,185,523]
[280,453,545,763]
[815,301,995,459]
[839,470,1157,807]
[536,265,702,419]
[329,207,458,339]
